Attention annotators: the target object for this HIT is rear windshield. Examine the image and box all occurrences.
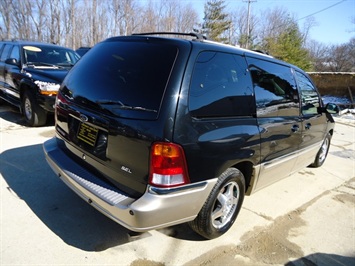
[63,40,178,119]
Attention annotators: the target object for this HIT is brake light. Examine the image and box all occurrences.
[149,142,190,188]
[55,91,69,108]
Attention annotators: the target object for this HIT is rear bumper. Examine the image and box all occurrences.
[43,137,217,232]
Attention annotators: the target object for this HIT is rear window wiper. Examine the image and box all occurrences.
[97,100,157,113]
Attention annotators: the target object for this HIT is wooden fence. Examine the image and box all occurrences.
[308,72,355,105]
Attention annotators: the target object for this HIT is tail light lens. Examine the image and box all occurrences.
[55,90,69,109]
[149,142,190,188]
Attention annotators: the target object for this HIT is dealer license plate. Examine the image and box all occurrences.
[77,123,99,147]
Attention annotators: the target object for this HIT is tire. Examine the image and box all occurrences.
[188,168,245,239]
[310,133,331,168]
[22,90,47,127]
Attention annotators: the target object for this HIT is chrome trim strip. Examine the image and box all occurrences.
[263,150,299,168]
[4,89,20,98]
[263,141,321,169]
[298,142,321,155]
[148,181,209,195]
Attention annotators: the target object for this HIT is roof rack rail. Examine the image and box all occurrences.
[132,32,208,41]
[252,49,269,55]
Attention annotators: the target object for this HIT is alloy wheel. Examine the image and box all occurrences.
[211,181,240,229]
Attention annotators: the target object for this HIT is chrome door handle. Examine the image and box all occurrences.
[291,125,299,132]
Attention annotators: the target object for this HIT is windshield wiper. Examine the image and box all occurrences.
[26,62,64,68]
[57,62,75,67]
[97,100,157,113]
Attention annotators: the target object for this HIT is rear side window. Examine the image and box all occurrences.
[294,71,320,116]
[189,51,254,117]
[0,44,12,61]
[64,41,178,120]
[247,57,299,117]
[10,45,20,62]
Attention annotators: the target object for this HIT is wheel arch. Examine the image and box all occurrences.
[230,160,255,196]
[19,82,33,113]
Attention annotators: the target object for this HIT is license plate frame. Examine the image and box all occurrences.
[77,123,99,147]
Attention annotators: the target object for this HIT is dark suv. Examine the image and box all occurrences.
[0,40,79,126]
[43,33,338,239]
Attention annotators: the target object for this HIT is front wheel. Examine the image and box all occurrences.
[188,168,245,239]
[22,90,47,127]
[310,133,332,168]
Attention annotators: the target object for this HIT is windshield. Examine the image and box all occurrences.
[23,45,79,68]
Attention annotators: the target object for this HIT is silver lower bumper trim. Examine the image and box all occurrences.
[43,137,217,232]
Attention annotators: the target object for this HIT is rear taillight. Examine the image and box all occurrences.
[149,142,190,188]
[55,91,69,109]
[54,91,69,109]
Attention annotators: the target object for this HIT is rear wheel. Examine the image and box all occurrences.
[22,90,47,127]
[310,133,331,168]
[188,168,245,239]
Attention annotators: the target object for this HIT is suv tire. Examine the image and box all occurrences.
[310,133,332,168]
[22,90,47,127]
[189,168,245,239]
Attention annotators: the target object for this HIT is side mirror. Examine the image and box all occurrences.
[5,58,20,66]
[317,103,340,115]
[325,103,340,114]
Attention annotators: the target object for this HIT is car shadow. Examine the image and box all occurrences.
[286,252,355,266]
[1,143,134,251]
[1,143,203,251]
[0,103,27,126]
[0,102,54,126]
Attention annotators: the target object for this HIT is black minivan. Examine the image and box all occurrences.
[44,33,338,239]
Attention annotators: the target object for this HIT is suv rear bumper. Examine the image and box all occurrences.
[43,137,217,232]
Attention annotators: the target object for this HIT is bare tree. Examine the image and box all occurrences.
[11,0,34,40]
[326,39,355,72]
[28,0,48,41]
[301,16,317,44]
[175,3,199,33]
[48,0,61,44]
[140,0,158,32]
[229,6,258,47]
[0,0,200,46]
[109,0,123,36]
[61,0,76,47]
[308,37,355,72]
[0,0,13,39]
[118,0,140,35]
[257,7,294,45]
[306,39,330,71]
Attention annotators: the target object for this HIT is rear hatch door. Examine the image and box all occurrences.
[56,37,186,197]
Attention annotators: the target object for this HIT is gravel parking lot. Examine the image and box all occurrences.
[1,103,354,266]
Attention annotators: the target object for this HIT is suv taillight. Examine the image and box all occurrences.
[149,142,190,188]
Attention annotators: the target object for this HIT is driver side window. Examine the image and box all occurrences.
[295,71,320,116]
[247,57,299,118]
